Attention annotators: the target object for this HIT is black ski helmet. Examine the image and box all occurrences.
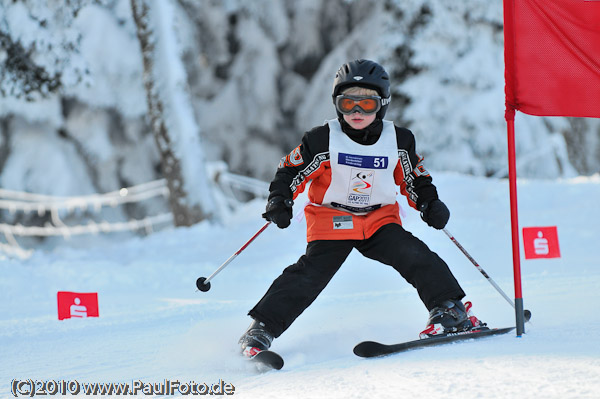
[332,59,391,119]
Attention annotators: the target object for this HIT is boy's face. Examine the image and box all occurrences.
[343,112,376,130]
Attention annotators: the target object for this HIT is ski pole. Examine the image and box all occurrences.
[196,198,293,292]
[196,221,272,292]
[442,228,531,322]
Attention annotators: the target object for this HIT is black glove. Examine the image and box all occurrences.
[262,197,294,228]
[419,199,450,230]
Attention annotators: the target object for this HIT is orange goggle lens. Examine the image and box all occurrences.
[335,95,382,115]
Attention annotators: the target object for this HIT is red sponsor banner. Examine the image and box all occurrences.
[522,226,561,259]
[57,292,99,320]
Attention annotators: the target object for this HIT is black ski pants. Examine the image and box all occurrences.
[248,223,465,337]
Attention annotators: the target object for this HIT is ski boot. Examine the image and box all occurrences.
[238,319,274,358]
[419,300,486,339]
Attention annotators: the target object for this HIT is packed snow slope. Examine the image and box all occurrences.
[1,172,599,399]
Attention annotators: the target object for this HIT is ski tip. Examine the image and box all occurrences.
[353,341,383,358]
[253,350,284,370]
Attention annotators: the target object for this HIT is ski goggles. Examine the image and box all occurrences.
[335,95,387,115]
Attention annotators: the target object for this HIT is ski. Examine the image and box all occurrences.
[354,326,515,358]
[248,350,284,370]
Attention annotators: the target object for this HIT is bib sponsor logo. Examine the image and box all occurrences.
[333,215,353,229]
[338,153,388,169]
[347,169,374,206]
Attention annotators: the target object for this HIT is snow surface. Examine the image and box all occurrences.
[1,172,599,398]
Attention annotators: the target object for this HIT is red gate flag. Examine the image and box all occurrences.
[522,226,561,259]
[57,292,99,320]
[503,0,600,335]
[504,0,600,118]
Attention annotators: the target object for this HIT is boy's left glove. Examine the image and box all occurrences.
[419,199,450,230]
[262,197,294,229]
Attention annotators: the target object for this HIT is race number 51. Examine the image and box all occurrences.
[373,157,387,168]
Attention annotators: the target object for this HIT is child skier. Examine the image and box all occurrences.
[239,59,482,358]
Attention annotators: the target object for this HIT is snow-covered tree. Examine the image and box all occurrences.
[130,0,217,226]
[0,0,166,234]
[0,0,91,101]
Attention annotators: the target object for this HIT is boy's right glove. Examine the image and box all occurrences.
[419,199,450,230]
[262,197,294,229]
